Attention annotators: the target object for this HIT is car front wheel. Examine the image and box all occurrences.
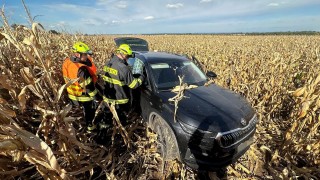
[149,114,180,174]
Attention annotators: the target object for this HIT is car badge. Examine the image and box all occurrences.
[240,118,247,126]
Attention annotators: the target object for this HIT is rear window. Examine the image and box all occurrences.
[115,38,149,51]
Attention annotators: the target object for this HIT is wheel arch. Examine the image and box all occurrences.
[148,111,181,160]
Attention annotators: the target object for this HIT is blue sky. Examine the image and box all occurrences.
[2,0,320,34]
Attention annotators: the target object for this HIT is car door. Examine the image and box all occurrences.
[139,63,166,122]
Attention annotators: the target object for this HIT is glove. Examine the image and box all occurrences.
[132,58,144,75]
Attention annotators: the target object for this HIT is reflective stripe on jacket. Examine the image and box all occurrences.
[103,55,144,105]
[62,56,98,102]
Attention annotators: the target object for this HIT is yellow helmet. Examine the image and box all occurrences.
[117,44,133,56]
[72,42,92,54]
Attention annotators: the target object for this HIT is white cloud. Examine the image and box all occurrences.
[109,18,133,24]
[200,0,212,3]
[57,21,66,26]
[267,3,279,6]
[97,0,108,3]
[96,0,113,6]
[112,20,120,24]
[44,3,102,14]
[144,16,154,20]
[56,3,79,9]
[81,18,102,26]
[115,1,128,9]
[166,3,183,9]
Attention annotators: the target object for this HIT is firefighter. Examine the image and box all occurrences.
[102,44,144,124]
[62,41,102,131]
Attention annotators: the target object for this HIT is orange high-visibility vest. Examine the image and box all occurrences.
[62,56,97,98]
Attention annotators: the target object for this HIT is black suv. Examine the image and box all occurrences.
[115,37,258,171]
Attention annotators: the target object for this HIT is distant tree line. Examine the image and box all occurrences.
[238,31,320,36]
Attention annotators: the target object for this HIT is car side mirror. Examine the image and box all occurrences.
[206,71,217,78]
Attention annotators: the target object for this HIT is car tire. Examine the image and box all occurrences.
[149,114,180,173]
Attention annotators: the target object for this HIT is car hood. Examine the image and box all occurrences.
[159,84,255,133]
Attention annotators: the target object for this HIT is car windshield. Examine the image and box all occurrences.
[150,61,207,90]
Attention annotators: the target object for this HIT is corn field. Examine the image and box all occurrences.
[0,5,320,180]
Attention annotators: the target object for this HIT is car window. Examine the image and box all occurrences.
[150,61,207,90]
[128,58,151,89]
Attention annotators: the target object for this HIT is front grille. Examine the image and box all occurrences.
[217,114,258,148]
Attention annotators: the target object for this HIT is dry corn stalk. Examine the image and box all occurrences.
[105,102,131,148]
[168,76,198,122]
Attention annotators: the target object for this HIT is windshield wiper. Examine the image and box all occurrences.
[171,84,198,92]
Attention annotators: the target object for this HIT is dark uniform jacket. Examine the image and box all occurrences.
[102,55,144,106]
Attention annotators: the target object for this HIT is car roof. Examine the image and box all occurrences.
[135,51,189,63]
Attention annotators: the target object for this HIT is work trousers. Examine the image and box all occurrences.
[115,103,130,126]
[72,100,96,126]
